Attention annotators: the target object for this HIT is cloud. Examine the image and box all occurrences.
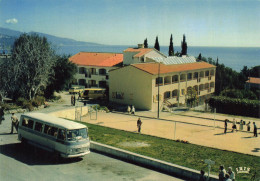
[6,18,18,24]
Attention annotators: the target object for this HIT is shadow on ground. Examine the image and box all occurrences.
[0,142,82,165]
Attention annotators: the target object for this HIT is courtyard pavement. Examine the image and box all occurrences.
[81,109,260,156]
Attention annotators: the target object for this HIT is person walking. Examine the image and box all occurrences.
[224,119,228,134]
[137,118,142,133]
[11,113,19,134]
[253,122,258,137]
[0,106,4,125]
[227,167,235,181]
[131,105,135,115]
[247,121,251,132]
[218,165,226,181]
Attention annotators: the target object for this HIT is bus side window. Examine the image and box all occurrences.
[44,125,58,137]
[27,119,34,129]
[34,122,43,132]
[44,125,51,134]
[22,118,29,127]
[57,129,66,140]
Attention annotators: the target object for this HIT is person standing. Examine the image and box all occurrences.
[11,113,19,134]
[127,105,131,114]
[137,118,142,133]
[224,119,228,134]
[253,122,258,137]
[71,95,74,106]
[218,165,226,181]
[198,170,207,181]
[232,119,237,132]
[247,121,251,132]
[239,120,243,131]
[131,105,135,115]
[227,167,235,181]
[73,95,76,106]
[0,106,4,125]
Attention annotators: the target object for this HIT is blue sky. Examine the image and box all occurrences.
[0,0,259,47]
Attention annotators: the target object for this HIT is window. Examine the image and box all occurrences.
[22,119,34,129]
[172,90,178,97]
[44,125,58,137]
[79,67,85,74]
[34,122,43,132]
[187,73,192,80]
[172,75,178,83]
[156,77,163,86]
[57,129,66,140]
[164,91,171,99]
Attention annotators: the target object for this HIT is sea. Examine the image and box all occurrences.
[55,45,260,72]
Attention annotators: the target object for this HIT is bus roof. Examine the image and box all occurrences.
[21,113,87,130]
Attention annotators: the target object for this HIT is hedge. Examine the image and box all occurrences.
[208,96,260,118]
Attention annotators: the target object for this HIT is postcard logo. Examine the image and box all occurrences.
[236,167,250,174]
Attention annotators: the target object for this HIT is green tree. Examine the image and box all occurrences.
[197,53,202,61]
[168,34,174,56]
[181,34,187,56]
[44,55,77,98]
[4,33,55,100]
[144,38,148,48]
[154,36,160,51]
[186,87,198,107]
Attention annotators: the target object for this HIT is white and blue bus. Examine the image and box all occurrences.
[18,113,90,158]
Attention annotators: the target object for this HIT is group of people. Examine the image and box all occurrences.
[199,165,235,181]
[218,165,235,181]
[127,105,135,115]
[224,118,258,137]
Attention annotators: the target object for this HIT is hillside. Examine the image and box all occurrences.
[0,27,102,52]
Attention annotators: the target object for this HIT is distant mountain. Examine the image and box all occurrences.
[0,27,102,51]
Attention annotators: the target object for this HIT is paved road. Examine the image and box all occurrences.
[0,111,184,181]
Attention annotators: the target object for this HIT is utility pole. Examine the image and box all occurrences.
[157,62,160,119]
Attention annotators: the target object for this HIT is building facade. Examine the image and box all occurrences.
[123,44,166,65]
[109,62,216,111]
[69,52,123,88]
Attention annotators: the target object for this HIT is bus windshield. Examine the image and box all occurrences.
[67,128,88,141]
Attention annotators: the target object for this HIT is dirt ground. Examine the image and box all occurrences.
[53,91,260,156]
[81,111,260,156]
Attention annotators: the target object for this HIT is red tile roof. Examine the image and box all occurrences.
[132,62,216,75]
[69,52,123,67]
[246,77,260,84]
[123,48,153,58]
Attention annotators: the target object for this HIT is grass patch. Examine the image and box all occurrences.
[80,122,259,181]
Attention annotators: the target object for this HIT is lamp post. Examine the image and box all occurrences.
[157,62,160,119]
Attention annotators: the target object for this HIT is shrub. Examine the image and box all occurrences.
[23,101,34,111]
[16,97,28,107]
[32,96,45,107]
[208,96,260,118]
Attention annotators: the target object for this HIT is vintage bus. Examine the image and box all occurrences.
[79,88,106,100]
[18,113,90,158]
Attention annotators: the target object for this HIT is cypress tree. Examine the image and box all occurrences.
[144,38,148,48]
[168,34,174,56]
[181,34,187,56]
[154,36,160,51]
[197,53,202,61]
